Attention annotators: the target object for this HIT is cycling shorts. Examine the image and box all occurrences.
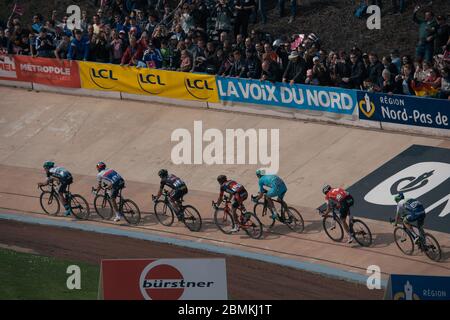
[57,177,73,194]
[110,179,125,199]
[170,186,188,202]
[232,190,248,209]
[266,184,287,200]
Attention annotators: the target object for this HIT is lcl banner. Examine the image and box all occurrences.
[13,56,81,87]
[78,61,219,102]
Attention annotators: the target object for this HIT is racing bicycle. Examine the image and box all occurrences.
[93,185,141,225]
[318,206,373,247]
[38,182,90,220]
[252,195,304,233]
[390,218,441,261]
[212,195,263,239]
[152,190,202,232]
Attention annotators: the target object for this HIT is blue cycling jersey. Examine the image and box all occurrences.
[258,175,287,193]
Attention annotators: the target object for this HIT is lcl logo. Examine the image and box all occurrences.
[137,73,166,94]
[184,78,213,100]
[89,68,118,89]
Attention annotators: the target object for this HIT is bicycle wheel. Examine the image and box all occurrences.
[351,219,373,247]
[69,194,90,220]
[322,216,344,242]
[423,233,442,262]
[94,194,114,220]
[253,202,275,228]
[122,199,141,225]
[214,208,235,234]
[242,212,263,239]
[182,205,202,232]
[394,227,414,255]
[39,191,60,215]
[154,200,174,226]
[285,207,305,233]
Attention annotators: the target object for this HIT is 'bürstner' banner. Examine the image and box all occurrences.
[100,258,227,300]
[216,77,358,114]
[79,61,219,102]
[14,56,81,87]
[357,91,450,130]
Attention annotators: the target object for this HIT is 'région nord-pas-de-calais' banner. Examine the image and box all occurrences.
[79,61,219,102]
[216,76,357,114]
[357,91,450,130]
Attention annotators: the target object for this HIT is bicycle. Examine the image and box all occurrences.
[212,195,263,239]
[38,182,90,220]
[318,206,372,247]
[152,190,202,232]
[92,185,141,225]
[252,195,304,233]
[390,218,441,262]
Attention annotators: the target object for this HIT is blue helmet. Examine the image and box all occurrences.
[394,192,405,203]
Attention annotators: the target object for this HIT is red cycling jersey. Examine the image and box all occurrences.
[220,180,245,196]
[325,188,349,208]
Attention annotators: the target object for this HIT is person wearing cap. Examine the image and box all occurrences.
[282,51,306,84]
[434,15,449,55]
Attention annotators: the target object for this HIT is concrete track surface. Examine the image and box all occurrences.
[0,86,449,299]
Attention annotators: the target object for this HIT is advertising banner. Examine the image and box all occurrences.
[100,258,227,300]
[216,77,358,115]
[79,61,219,102]
[357,91,450,130]
[14,56,81,87]
[385,274,450,300]
[0,55,17,80]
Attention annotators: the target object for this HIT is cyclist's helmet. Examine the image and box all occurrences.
[43,161,55,169]
[256,169,265,178]
[394,192,405,203]
[217,175,227,184]
[158,169,168,178]
[96,161,106,172]
[322,184,332,195]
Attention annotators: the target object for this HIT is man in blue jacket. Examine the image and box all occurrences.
[68,29,89,61]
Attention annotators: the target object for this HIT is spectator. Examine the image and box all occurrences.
[110,29,126,64]
[367,52,384,86]
[177,49,192,72]
[390,49,401,73]
[382,56,398,78]
[68,29,89,61]
[31,15,43,34]
[305,69,319,85]
[264,42,282,66]
[229,50,246,77]
[257,0,268,25]
[261,58,282,82]
[145,12,159,35]
[243,49,261,79]
[439,67,450,99]
[214,0,233,34]
[54,34,70,60]
[413,6,438,63]
[121,35,144,65]
[234,0,256,38]
[434,15,449,55]
[279,0,297,24]
[282,51,306,84]
[35,28,55,58]
[342,53,366,89]
[422,68,441,91]
[139,41,163,68]
[218,52,235,76]
[91,31,110,63]
[312,56,330,85]
[380,69,396,94]
[394,64,415,95]
[363,78,381,93]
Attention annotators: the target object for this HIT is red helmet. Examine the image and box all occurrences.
[96,161,106,172]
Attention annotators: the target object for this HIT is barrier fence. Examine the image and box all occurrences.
[0,56,448,136]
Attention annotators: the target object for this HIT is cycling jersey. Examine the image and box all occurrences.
[325,188,350,209]
[220,180,245,196]
[160,174,186,191]
[97,168,124,187]
[47,166,73,193]
[258,175,287,199]
[397,198,426,223]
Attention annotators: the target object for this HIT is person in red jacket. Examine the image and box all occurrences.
[322,184,355,243]
[120,35,144,66]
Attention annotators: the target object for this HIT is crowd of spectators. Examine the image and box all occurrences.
[0,0,449,99]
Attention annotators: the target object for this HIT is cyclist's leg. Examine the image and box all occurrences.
[403,214,420,241]
[58,181,71,214]
[339,204,351,237]
[277,190,287,220]
[110,185,122,219]
[265,187,279,217]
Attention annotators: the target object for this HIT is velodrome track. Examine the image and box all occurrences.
[0,86,449,299]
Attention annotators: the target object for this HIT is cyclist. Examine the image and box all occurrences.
[393,192,426,244]
[214,175,249,233]
[154,169,188,218]
[252,169,288,222]
[322,184,355,243]
[38,161,73,216]
[93,161,125,222]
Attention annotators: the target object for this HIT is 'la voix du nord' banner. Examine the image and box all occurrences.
[357,91,450,130]
[79,61,219,102]
[216,76,358,115]
[13,56,81,87]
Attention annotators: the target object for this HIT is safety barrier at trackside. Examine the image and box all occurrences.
[0,55,448,137]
